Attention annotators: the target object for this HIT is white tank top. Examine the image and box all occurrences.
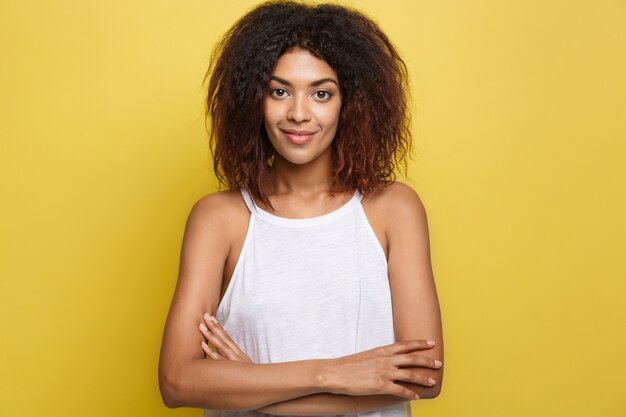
[206,189,410,417]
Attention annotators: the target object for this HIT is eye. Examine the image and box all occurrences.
[269,88,289,98]
[313,90,332,101]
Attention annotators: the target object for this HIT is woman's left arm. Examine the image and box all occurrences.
[384,182,444,399]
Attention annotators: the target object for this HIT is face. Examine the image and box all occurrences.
[262,48,342,167]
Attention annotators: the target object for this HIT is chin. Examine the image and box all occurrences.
[271,142,333,167]
[279,154,320,166]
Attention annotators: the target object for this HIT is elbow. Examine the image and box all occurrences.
[159,370,183,408]
[430,384,442,399]
[418,372,443,400]
[422,381,443,400]
[423,366,444,399]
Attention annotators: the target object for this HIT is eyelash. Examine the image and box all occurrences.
[314,90,332,100]
[268,88,333,101]
[269,88,288,98]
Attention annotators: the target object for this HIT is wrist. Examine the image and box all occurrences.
[314,358,341,394]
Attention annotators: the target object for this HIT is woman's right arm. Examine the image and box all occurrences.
[160,192,323,409]
[158,192,434,410]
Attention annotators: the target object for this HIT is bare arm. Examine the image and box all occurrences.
[386,183,444,398]
[158,192,436,410]
[199,314,440,414]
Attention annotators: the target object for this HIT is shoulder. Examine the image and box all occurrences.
[361,181,429,249]
[191,189,246,215]
[185,189,249,236]
[363,181,428,224]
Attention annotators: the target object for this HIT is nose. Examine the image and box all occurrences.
[286,94,311,123]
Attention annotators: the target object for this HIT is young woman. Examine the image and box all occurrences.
[158,2,444,416]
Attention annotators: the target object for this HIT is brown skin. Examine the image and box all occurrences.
[158,49,443,413]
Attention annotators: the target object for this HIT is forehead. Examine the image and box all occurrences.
[271,48,338,83]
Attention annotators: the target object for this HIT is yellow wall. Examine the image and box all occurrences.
[1,1,624,416]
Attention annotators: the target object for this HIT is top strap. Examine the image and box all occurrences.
[240,189,256,213]
[355,189,363,202]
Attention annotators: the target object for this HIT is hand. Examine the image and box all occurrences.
[198,313,253,363]
[324,340,441,400]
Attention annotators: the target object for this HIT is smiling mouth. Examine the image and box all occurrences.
[280,129,318,145]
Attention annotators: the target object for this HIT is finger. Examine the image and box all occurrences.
[203,314,251,361]
[198,321,212,342]
[202,325,235,358]
[199,321,232,356]
[202,316,240,360]
[200,317,233,356]
[203,314,240,352]
[387,368,437,387]
[385,382,421,400]
[201,341,224,360]
[384,340,435,355]
[206,350,222,360]
[392,353,443,369]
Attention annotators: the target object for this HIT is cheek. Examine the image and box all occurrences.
[318,102,342,129]
[262,99,278,127]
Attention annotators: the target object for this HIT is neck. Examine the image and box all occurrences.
[269,151,335,197]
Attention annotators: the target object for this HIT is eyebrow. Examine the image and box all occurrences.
[269,75,339,87]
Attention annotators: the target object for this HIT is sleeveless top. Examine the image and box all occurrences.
[204,189,410,417]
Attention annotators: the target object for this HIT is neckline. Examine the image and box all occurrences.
[247,190,361,228]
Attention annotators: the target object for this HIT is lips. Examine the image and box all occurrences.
[280,128,318,145]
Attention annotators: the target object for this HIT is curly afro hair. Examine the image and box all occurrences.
[205,0,412,205]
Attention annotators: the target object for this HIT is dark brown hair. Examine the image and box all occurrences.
[205,1,411,205]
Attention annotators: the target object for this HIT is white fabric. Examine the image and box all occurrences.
[205,189,409,417]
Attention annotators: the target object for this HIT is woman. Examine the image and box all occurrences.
[158,2,444,416]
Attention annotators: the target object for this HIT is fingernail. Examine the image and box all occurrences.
[415,394,420,399]
[435,360,442,367]
[427,340,435,346]
[199,323,208,332]
[201,341,208,349]
[203,312,210,321]
[428,378,436,385]
[209,315,219,325]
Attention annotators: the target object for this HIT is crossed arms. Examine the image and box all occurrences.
[158,184,444,414]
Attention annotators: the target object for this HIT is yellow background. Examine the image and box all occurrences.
[1,0,624,416]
